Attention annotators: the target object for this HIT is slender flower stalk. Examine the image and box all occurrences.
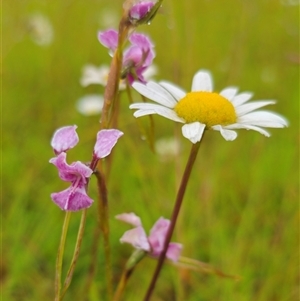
[82,221,101,296]
[100,22,130,129]
[100,53,123,129]
[95,22,129,298]
[55,211,71,301]
[144,139,203,300]
[60,209,87,299]
[113,249,146,301]
[94,168,113,299]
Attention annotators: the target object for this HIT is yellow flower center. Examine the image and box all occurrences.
[174,92,237,127]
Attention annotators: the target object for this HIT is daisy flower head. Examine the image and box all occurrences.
[129,70,288,143]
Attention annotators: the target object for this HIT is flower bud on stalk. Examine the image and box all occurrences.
[123,0,163,27]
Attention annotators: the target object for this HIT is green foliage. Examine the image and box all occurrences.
[3,0,299,300]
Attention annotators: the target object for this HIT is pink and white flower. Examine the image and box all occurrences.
[98,29,155,84]
[51,125,79,154]
[50,126,123,211]
[50,152,94,211]
[128,1,155,23]
[116,212,182,262]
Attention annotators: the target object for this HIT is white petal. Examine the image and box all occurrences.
[115,212,142,227]
[159,81,186,101]
[235,101,276,116]
[224,123,271,136]
[181,122,206,143]
[132,81,177,108]
[231,92,253,106]
[142,65,158,81]
[76,95,104,116]
[131,103,185,123]
[119,227,151,251]
[212,125,237,141]
[80,64,109,87]
[238,111,288,127]
[130,103,163,110]
[191,70,213,92]
[219,87,239,101]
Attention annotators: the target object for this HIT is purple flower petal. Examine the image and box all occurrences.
[49,152,93,183]
[98,29,118,51]
[51,125,79,154]
[115,212,142,227]
[122,34,155,84]
[166,243,182,262]
[124,46,144,66]
[51,186,93,211]
[129,1,155,21]
[119,226,151,251]
[128,33,155,66]
[99,29,155,85]
[129,33,154,50]
[117,213,183,259]
[148,217,170,256]
[148,217,182,260]
[94,129,123,159]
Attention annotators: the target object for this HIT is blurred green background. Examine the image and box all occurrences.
[3,0,299,300]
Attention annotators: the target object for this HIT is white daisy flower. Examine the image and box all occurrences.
[155,137,180,162]
[80,64,127,90]
[129,70,288,143]
[76,94,104,116]
[80,64,157,89]
[28,13,54,46]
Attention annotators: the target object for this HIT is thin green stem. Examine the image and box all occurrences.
[55,211,71,301]
[94,168,113,300]
[113,250,146,301]
[143,140,202,301]
[60,209,87,300]
[99,23,129,130]
[113,270,130,301]
[173,256,241,280]
[83,221,101,296]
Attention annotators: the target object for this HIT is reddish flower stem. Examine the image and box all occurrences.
[143,140,202,300]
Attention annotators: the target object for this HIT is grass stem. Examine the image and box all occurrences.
[54,211,71,301]
[60,209,87,299]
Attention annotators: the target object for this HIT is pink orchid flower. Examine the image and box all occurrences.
[50,126,123,211]
[98,29,155,84]
[116,212,182,262]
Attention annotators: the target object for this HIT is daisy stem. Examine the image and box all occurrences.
[54,211,71,301]
[143,140,202,301]
[94,168,113,300]
[60,209,87,300]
